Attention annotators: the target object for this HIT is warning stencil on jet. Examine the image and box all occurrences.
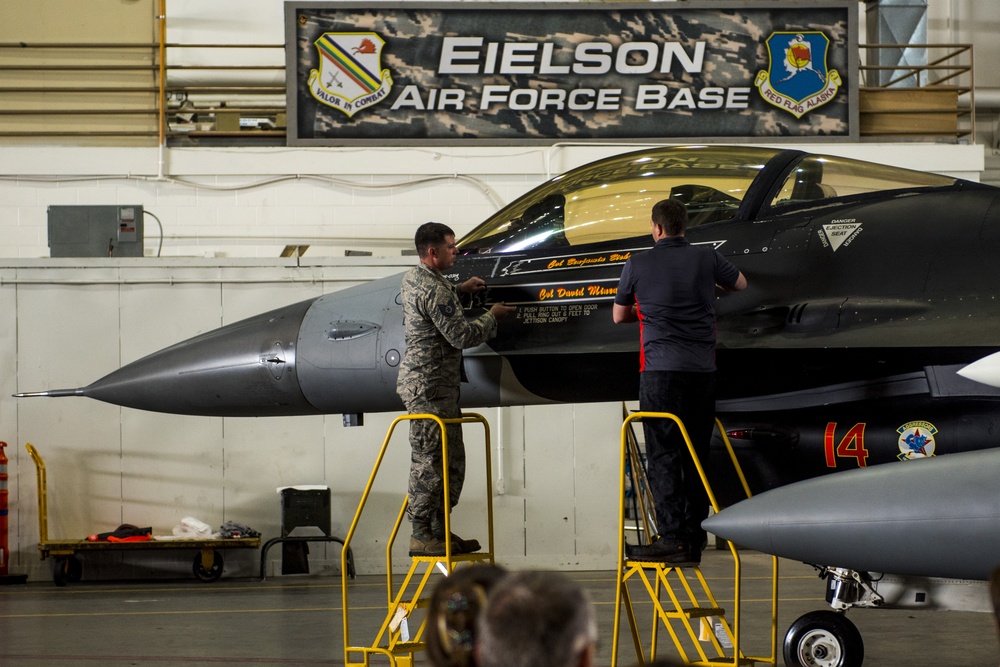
[818,221,861,252]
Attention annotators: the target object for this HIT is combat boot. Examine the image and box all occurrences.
[409,520,449,557]
[431,512,481,554]
[625,537,699,565]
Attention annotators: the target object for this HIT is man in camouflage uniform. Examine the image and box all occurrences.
[397,222,516,556]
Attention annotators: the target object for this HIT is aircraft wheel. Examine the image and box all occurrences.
[192,550,224,582]
[783,610,864,667]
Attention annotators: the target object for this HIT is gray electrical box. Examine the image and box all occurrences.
[48,205,144,257]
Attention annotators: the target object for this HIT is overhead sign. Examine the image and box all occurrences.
[285,2,857,145]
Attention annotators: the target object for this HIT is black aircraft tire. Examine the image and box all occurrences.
[783,610,864,667]
[192,550,224,582]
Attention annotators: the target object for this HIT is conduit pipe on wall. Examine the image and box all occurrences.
[963,88,1000,108]
[497,407,506,496]
[0,276,397,286]
[157,0,167,178]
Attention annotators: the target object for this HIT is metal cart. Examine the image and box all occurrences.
[26,443,260,586]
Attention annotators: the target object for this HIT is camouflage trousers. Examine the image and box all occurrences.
[398,383,466,525]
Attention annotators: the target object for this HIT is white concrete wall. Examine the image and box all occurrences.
[4,257,624,582]
[928,0,1000,90]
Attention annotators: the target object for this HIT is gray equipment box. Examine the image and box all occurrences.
[48,205,144,257]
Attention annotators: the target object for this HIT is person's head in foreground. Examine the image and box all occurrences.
[426,563,508,667]
[476,569,598,667]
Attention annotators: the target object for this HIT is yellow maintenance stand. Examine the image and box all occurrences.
[340,413,494,667]
[612,413,779,667]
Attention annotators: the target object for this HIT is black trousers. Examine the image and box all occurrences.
[639,370,716,544]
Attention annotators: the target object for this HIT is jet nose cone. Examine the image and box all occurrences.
[702,498,774,553]
[704,451,1000,580]
[80,298,322,416]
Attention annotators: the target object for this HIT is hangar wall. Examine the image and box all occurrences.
[3,257,623,580]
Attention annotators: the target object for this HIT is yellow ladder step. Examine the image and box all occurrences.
[682,606,725,618]
[390,641,424,653]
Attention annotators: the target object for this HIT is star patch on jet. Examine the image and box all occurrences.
[896,420,937,460]
[307,32,393,118]
[756,32,842,119]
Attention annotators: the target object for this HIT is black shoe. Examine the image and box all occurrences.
[626,538,699,565]
[439,532,482,554]
[688,533,708,553]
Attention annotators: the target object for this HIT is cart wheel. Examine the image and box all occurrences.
[193,550,224,582]
[52,556,82,586]
[66,556,83,583]
[783,610,864,667]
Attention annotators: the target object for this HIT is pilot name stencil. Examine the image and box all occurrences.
[539,284,617,301]
[503,250,637,277]
[818,220,861,252]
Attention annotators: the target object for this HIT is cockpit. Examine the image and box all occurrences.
[459,146,775,255]
[457,146,958,255]
[770,155,955,210]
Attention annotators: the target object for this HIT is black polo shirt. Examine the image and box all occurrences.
[615,236,741,372]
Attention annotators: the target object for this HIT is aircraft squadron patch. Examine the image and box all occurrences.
[897,420,938,460]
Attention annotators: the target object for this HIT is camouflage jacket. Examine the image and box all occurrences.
[396,263,497,395]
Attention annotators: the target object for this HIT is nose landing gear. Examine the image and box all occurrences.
[783,610,864,667]
[783,567,880,667]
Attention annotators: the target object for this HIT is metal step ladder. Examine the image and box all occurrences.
[612,413,779,666]
[340,413,495,667]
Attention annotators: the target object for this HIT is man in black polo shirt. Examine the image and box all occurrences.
[613,198,747,564]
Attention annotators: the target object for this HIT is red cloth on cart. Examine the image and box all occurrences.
[87,524,152,542]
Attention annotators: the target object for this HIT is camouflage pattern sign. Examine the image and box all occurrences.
[286,2,857,145]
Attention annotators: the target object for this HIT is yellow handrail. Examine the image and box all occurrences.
[24,443,48,545]
[340,412,494,667]
[612,414,778,667]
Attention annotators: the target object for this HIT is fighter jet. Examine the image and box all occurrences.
[16,145,1000,501]
[704,448,1000,667]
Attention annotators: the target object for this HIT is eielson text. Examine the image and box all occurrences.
[438,37,706,76]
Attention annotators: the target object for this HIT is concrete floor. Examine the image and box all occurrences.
[0,549,997,666]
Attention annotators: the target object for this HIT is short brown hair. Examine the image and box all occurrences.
[651,198,688,236]
[415,222,456,258]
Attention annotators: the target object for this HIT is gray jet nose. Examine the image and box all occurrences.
[19,298,324,417]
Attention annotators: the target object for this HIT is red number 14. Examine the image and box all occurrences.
[824,423,869,468]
